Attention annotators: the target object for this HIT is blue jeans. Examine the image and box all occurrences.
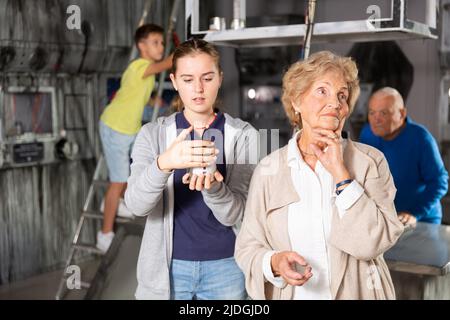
[170,257,247,300]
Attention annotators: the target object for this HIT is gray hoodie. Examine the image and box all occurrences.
[124,112,258,300]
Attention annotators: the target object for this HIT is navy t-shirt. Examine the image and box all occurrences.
[172,111,236,260]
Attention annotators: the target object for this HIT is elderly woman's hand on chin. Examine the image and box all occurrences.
[309,127,351,183]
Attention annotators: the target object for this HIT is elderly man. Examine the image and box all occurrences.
[360,87,448,225]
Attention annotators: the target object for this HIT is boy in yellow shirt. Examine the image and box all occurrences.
[97,24,173,252]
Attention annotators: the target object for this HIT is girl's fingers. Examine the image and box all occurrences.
[190,147,218,156]
[189,175,198,190]
[182,173,190,184]
[196,174,205,191]
[213,171,224,182]
[188,140,215,148]
[184,155,217,163]
[204,174,211,189]
[185,162,211,168]
[175,126,193,142]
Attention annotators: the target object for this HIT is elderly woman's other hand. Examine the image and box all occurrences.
[271,251,313,286]
[398,211,417,226]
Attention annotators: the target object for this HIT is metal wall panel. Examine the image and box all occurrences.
[0,0,149,73]
[0,160,96,284]
[0,0,177,285]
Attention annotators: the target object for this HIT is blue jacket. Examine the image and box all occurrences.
[360,117,448,224]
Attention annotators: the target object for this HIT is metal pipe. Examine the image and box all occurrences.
[128,0,154,62]
[152,0,182,123]
[232,0,246,29]
[303,0,317,60]
[233,0,246,20]
[425,0,437,29]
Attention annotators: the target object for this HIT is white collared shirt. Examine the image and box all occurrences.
[262,131,364,300]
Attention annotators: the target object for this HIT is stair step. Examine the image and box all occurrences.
[73,243,105,255]
[82,210,134,224]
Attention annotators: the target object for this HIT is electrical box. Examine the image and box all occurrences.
[0,86,61,168]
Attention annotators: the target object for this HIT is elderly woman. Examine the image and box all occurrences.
[235,51,404,300]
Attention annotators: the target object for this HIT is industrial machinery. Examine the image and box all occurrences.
[0,0,135,169]
[0,77,96,168]
[0,85,59,167]
[0,0,179,288]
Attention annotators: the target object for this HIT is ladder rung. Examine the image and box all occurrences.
[60,272,94,288]
[82,211,104,219]
[73,243,105,255]
[58,278,91,289]
[93,180,109,188]
[82,210,134,224]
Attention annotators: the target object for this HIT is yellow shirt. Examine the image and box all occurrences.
[100,58,155,135]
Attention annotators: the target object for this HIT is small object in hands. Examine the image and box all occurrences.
[294,262,307,275]
[191,162,216,176]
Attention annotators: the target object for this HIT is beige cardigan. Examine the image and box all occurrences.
[235,139,405,300]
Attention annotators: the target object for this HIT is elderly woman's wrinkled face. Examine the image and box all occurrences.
[293,70,349,131]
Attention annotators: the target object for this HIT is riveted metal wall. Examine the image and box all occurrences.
[0,0,180,284]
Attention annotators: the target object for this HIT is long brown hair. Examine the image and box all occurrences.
[170,38,222,112]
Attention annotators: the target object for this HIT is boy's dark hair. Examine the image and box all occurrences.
[134,24,164,48]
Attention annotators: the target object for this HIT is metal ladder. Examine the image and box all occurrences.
[54,155,133,300]
[55,0,182,300]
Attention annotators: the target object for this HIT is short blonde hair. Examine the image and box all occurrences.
[281,51,360,127]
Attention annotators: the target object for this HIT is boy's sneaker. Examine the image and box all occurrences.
[96,231,114,253]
